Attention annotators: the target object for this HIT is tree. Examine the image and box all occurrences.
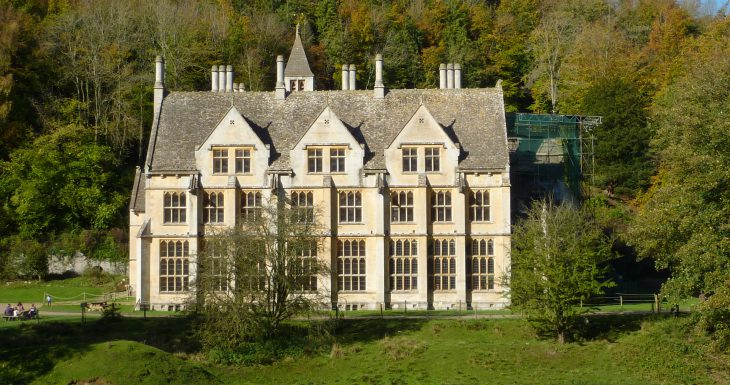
[629,21,730,346]
[527,0,579,114]
[195,194,329,348]
[581,75,653,196]
[510,199,613,343]
[2,236,47,281]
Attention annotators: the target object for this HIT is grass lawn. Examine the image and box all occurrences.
[0,276,121,307]
[1,314,728,385]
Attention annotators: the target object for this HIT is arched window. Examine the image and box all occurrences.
[470,238,495,290]
[159,240,189,292]
[240,191,262,222]
[203,239,229,292]
[431,191,452,222]
[293,240,318,292]
[203,191,224,224]
[430,238,456,290]
[391,190,414,222]
[469,190,491,222]
[389,239,418,292]
[338,191,362,223]
[291,191,314,223]
[337,239,366,291]
[163,192,186,223]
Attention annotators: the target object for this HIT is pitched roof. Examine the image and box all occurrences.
[146,88,508,173]
[130,167,145,212]
[284,29,314,77]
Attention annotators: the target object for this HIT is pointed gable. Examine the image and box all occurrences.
[290,105,365,179]
[294,106,359,149]
[197,106,265,150]
[285,27,314,77]
[388,104,457,149]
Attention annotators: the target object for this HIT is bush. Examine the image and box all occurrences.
[83,265,111,285]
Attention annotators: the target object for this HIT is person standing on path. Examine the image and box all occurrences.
[46,294,52,307]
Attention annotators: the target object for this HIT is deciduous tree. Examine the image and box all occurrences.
[195,195,329,347]
[510,199,613,343]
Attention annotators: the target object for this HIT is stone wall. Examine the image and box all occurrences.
[48,255,127,276]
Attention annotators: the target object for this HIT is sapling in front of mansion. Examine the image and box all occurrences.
[128,29,511,311]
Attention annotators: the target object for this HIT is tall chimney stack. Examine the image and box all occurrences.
[439,63,446,89]
[275,55,285,100]
[226,65,233,92]
[217,65,226,93]
[454,63,462,89]
[447,63,454,89]
[155,56,164,88]
[374,54,384,99]
[154,56,165,114]
[211,65,219,92]
[342,64,349,90]
[349,64,356,90]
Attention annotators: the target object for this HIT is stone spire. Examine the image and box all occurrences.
[285,24,314,78]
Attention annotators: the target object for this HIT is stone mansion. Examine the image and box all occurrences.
[129,30,511,311]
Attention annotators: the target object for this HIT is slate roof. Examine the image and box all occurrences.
[130,167,145,212]
[284,30,314,77]
[146,88,508,173]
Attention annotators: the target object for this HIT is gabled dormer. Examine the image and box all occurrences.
[195,106,270,185]
[290,106,364,185]
[284,25,314,92]
[385,104,460,183]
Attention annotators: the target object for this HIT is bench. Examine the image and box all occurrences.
[2,315,18,321]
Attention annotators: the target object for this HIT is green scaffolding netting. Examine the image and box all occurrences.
[506,113,599,200]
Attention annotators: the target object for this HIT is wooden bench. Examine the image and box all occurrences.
[2,315,19,321]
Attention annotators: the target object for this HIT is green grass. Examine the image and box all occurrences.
[214,316,729,385]
[1,315,728,385]
[33,340,220,385]
[0,276,119,307]
[0,315,200,384]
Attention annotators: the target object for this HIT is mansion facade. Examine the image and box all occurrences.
[129,30,511,311]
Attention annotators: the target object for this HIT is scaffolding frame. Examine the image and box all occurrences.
[507,113,601,200]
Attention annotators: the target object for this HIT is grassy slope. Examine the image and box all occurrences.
[215,317,729,385]
[32,340,220,385]
[1,316,728,385]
